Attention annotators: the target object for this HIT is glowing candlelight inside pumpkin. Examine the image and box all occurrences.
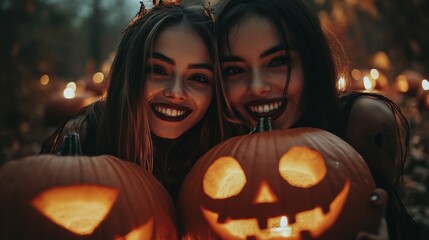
[274,216,292,236]
[265,216,292,238]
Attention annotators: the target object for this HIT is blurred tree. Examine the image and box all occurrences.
[0,0,130,161]
[310,0,429,76]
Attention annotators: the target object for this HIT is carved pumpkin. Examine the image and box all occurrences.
[0,134,178,240]
[178,127,382,239]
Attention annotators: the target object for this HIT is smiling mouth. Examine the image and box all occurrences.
[246,98,286,121]
[151,103,192,122]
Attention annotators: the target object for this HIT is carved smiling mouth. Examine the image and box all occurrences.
[200,181,350,240]
[246,98,286,122]
[151,103,192,122]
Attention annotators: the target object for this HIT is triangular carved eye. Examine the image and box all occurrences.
[278,146,327,188]
[31,184,118,235]
[203,157,246,199]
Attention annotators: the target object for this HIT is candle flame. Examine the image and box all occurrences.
[40,75,49,85]
[422,79,429,91]
[93,72,104,84]
[66,82,77,91]
[396,75,409,93]
[370,69,379,79]
[280,216,288,227]
[336,76,346,91]
[351,69,362,81]
[363,76,373,90]
[64,87,76,99]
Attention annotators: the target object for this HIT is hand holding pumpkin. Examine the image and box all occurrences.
[356,189,389,240]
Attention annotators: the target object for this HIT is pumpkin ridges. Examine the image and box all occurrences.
[179,127,381,239]
[0,153,178,239]
[125,159,178,239]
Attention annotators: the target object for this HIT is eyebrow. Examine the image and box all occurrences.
[260,44,286,58]
[221,44,286,63]
[151,52,213,71]
[189,63,213,72]
[152,52,175,65]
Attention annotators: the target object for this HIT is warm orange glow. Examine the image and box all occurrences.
[201,181,350,239]
[278,146,326,188]
[422,79,429,91]
[351,69,361,81]
[396,75,409,93]
[93,72,104,84]
[253,181,278,204]
[115,220,154,240]
[63,87,76,99]
[40,74,49,85]
[377,74,389,89]
[82,96,102,107]
[294,181,349,238]
[372,51,390,70]
[261,216,292,238]
[203,157,246,199]
[336,76,346,92]
[101,63,111,74]
[31,185,119,235]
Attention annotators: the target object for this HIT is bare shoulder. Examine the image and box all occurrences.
[347,97,396,128]
[345,95,399,184]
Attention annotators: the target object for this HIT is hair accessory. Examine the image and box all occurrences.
[203,1,215,23]
[123,0,181,33]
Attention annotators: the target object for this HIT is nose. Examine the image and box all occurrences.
[253,180,278,204]
[248,69,271,96]
[164,75,187,100]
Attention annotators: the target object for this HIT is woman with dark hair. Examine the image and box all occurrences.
[41,2,226,201]
[214,0,426,239]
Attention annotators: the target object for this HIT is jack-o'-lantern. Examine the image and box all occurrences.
[0,133,178,240]
[178,125,382,239]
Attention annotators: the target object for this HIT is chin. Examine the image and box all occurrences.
[153,130,185,140]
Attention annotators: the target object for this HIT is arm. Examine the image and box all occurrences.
[344,96,406,186]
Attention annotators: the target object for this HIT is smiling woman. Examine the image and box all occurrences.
[146,24,213,139]
[213,0,426,239]
[40,2,226,201]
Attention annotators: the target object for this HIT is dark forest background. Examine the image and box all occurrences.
[1,0,429,232]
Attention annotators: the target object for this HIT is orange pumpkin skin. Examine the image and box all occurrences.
[178,127,381,240]
[0,154,178,240]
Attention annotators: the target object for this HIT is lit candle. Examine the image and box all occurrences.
[261,216,292,238]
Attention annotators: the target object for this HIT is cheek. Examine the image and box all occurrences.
[287,69,304,101]
[194,89,213,113]
[145,81,160,100]
[226,82,246,108]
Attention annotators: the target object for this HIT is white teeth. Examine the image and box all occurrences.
[155,106,186,117]
[249,101,283,114]
[263,105,270,113]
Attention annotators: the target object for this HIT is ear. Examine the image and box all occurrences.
[369,188,388,216]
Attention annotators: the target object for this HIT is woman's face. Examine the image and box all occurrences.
[146,24,213,139]
[221,15,303,130]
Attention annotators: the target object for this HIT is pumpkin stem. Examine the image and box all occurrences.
[58,133,84,156]
[249,117,272,134]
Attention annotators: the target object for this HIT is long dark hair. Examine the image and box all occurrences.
[215,0,340,132]
[96,5,224,171]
